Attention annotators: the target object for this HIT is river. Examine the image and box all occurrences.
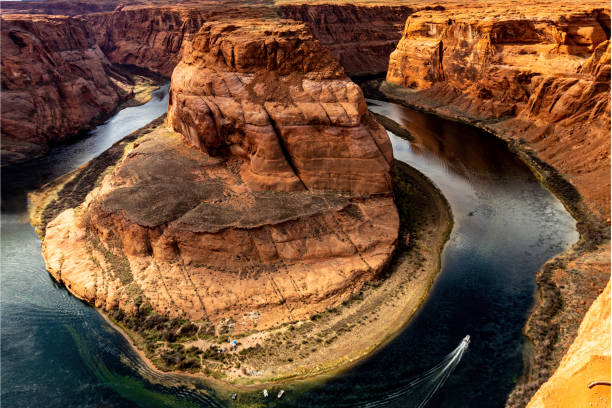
[0,90,578,407]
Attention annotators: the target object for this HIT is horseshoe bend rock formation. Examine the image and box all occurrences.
[42,20,399,332]
[0,0,428,167]
[1,14,131,165]
[386,4,611,221]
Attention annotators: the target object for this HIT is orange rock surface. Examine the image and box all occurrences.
[278,4,414,76]
[168,20,394,194]
[387,3,611,220]
[82,2,418,78]
[383,3,610,407]
[43,20,398,332]
[0,0,423,164]
[528,281,610,408]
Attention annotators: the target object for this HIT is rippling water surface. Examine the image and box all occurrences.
[1,92,578,407]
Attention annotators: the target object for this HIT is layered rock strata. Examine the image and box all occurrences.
[383,4,611,407]
[82,2,418,79]
[43,20,399,332]
[527,281,610,408]
[1,14,131,164]
[387,5,611,220]
[0,0,423,165]
[278,4,415,76]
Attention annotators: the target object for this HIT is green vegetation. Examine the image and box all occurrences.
[66,325,201,408]
[108,301,203,372]
[87,234,133,285]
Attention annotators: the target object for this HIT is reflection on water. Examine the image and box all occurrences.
[271,100,577,407]
[1,93,578,408]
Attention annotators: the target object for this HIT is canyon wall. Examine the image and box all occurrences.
[1,14,131,165]
[43,19,399,332]
[82,2,416,79]
[528,281,610,408]
[384,4,611,407]
[1,1,419,165]
[387,5,611,221]
[279,4,415,76]
[81,3,272,77]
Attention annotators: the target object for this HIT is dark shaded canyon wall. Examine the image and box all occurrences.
[279,4,414,77]
[81,2,280,77]
[82,6,212,77]
[81,2,417,79]
[1,14,131,164]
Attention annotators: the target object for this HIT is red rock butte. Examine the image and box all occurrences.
[42,19,399,332]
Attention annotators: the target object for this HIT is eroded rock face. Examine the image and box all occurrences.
[43,20,399,332]
[83,5,209,77]
[82,2,280,77]
[279,4,415,76]
[387,5,611,220]
[0,1,423,165]
[384,4,611,407]
[1,14,131,164]
[82,2,416,79]
[527,281,610,408]
[168,20,394,194]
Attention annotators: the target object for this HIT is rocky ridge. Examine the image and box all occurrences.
[528,281,610,408]
[387,4,611,220]
[278,3,415,76]
[1,1,422,164]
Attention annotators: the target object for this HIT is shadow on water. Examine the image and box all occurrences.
[0,92,578,407]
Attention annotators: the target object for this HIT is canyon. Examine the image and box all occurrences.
[378,2,611,406]
[1,0,609,406]
[1,0,417,164]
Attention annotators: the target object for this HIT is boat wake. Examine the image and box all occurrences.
[354,335,471,408]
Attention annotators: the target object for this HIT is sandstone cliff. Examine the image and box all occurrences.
[83,5,212,77]
[1,0,422,165]
[279,4,415,76]
[81,1,417,80]
[527,281,610,408]
[383,3,611,407]
[387,4,611,220]
[1,14,131,164]
[43,20,398,333]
